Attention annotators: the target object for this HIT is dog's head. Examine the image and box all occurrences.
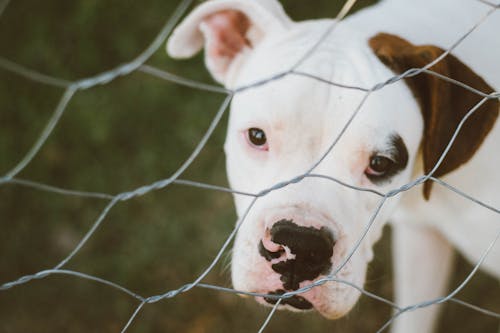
[167,0,498,319]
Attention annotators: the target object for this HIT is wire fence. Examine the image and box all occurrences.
[0,0,499,332]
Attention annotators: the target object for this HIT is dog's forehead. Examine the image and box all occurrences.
[237,20,384,86]
[232,22,370,123]
[229,20,423,151]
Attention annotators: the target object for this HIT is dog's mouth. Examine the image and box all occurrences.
[262,289,313,310]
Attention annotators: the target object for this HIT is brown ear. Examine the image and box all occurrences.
[369,33,498,200]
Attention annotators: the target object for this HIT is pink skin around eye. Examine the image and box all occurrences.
[243,130,269,152]
[364,155,394,177]
[365,165,383,177]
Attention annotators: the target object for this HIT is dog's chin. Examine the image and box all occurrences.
[251,283,361,320]
[254,295,357,320]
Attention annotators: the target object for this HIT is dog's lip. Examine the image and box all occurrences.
[260,289,314,310]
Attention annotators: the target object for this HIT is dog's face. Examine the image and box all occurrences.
[223,25,422,317]
[167,0,498,319]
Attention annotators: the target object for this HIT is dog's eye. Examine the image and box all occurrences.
[365,155,395,177]
[365,135,408,184]
[247,128,268,149]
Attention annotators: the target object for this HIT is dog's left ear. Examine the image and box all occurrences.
[167,0,292,87]
[369,33,498,200]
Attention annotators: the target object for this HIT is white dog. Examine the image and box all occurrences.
[167,0,499,332]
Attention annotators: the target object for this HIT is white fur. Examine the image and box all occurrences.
[167,1,499,332]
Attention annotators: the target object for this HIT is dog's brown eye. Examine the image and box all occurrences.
[248,128,267,146]
[366,155,395,176]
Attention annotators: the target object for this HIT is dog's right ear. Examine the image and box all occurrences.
[167,0,292,87]
[369,33,498,200]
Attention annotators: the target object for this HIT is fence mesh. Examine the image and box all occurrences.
[0,0,499,332]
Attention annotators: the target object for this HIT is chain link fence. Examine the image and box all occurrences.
[0,0,498,332]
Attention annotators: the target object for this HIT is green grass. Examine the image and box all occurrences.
[0,0,498,332]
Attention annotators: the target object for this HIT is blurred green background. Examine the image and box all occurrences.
[0,0,498,332]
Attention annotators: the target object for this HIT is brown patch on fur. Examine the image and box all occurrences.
[369,33,498,199]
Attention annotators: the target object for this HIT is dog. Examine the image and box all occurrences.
[166,0,500,332]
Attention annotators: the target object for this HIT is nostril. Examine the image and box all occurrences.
[267,219,335,290]
[258,240,284,261]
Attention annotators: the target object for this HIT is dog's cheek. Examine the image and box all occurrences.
[316,262,366,319]
[231,214,267,289]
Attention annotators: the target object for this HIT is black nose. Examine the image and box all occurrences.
[262,219,335,290]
